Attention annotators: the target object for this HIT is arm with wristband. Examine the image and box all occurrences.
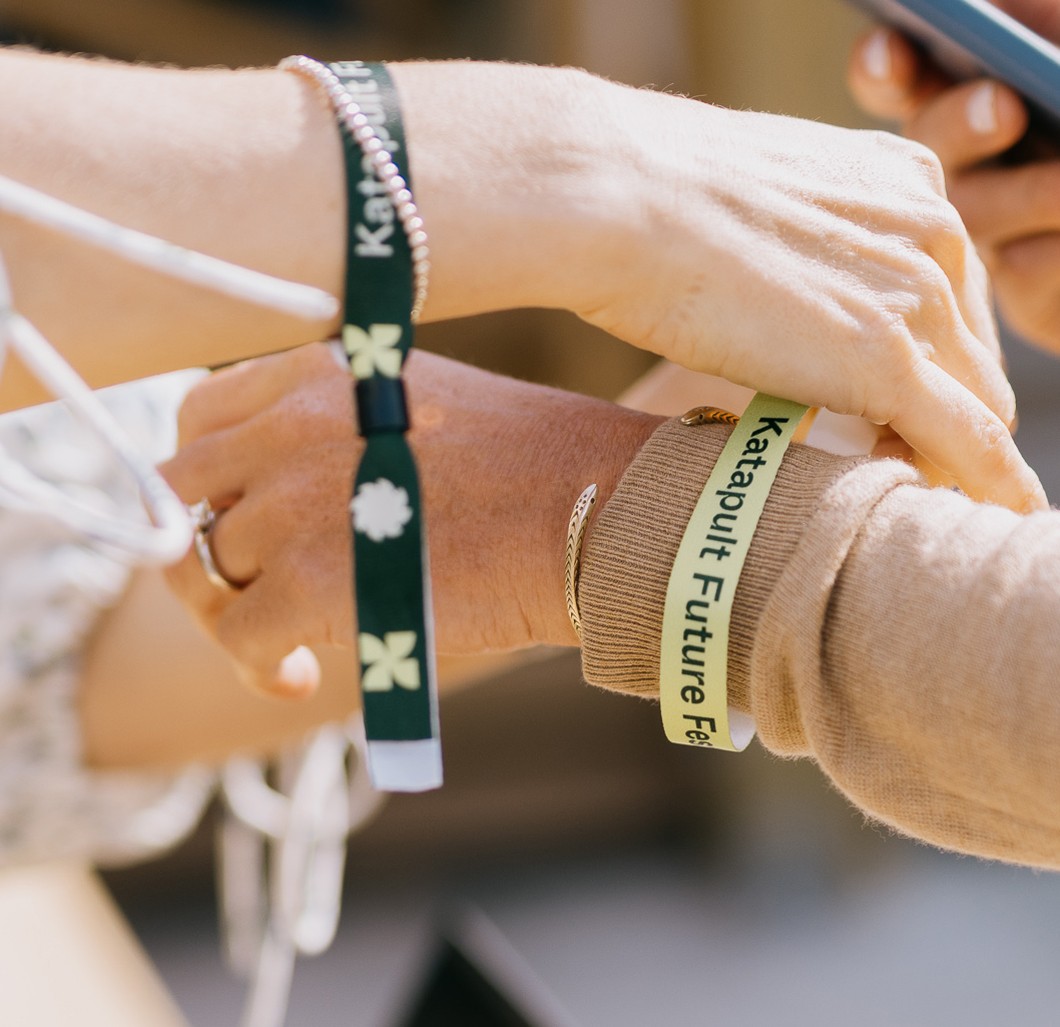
[165,346,1060,870]
[2,44,1057,859]
[0,45,1044,513]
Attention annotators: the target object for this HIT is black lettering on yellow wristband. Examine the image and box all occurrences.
[659,394,809,751]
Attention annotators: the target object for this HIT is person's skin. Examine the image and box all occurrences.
[0,47,1045,512]
[81,353,690,769]
[80,570,361,768]
[80,566,520,769]
[160,344,665,695]
[848,1,1060,355]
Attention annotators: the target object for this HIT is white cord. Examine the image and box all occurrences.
[0,258,192,561]
[0,175,341,561]
[219,718,386,1027]
[0,174,339,322]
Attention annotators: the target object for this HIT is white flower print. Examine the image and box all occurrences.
[350,478,413,542]
[342,323,403,379]
[359,631,421,692]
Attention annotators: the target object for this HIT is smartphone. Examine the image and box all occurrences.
[849,0,1060,134]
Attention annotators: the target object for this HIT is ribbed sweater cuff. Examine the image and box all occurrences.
[578,415,913,717]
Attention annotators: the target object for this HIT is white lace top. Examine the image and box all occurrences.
[0,372,214,866]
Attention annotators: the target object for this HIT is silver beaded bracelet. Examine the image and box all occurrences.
[279,54,430,322]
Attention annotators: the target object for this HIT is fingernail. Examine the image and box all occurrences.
[967,82,999,134]
[277,645,320,693]
[863,28,892,80]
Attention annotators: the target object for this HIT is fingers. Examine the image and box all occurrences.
[871,427,915,463]
[936,314,1015,430]
[162,478,350,698]
[848,27,951,121]
[903,80,1029,172]
[991,234,1060,355]
[162,343,358,699]
[273,647,324,695]
[163,492,258,610]
[159,427,248,511]
[847,175,1032,508]
[164,525,335,699]
[895,200,1014,431]
[848,24,1048,466]
[950,161,1060,247]
[880,224,1038,509]
[849,30,1029,171]
[850,24,1060,359]
[164,530,235,631]
[929,210,1004,359]
[162,340,354,510]
[215,557,346,697]
[889,358,1047,513]
[885,165,1024,472]
[900,241,1009,427]
[213,610,323,700]
[190,479,330,587]
[177,341,341,444]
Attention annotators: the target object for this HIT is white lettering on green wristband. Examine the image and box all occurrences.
[289,57,441,792]
[659,393,809,751]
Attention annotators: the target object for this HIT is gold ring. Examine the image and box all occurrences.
[188,499,242,592]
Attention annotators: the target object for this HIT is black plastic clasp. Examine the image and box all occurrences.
[356,375,409,435]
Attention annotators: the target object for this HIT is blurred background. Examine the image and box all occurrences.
[3,1,1060,1024]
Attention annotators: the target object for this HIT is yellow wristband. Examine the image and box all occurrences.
[659,393,809,750]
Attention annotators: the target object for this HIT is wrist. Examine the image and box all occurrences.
[389,62,631,321]
[523,398,663,649]
[577,419,908,705]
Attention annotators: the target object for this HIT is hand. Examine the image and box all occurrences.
[585,81,1042,511]
[160,344,660,697]
[390,62,1043,511]
[848,10,1060,361]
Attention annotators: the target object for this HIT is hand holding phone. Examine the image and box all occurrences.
[848,1,1060,353]
[849,0,1060,132]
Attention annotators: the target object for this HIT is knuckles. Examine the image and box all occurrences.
[892,134,949,196]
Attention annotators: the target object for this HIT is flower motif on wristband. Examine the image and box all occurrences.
[359,631,421,692]
[351,478,412,542]
[342,323,403,379]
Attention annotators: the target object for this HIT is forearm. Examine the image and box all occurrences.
[579,419,898,697]
[581,419,1060,868]
[0,48,1041,511]
[415,357,663,652]
[798,483,1060,865]
[0,50,617,408]
[0,48,344,404]
[80,570,361,769]
[389,61,621,322]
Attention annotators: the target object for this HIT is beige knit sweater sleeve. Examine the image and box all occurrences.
[580,417,1060,869]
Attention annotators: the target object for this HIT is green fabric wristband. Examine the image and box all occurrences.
[331,60,441,792]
